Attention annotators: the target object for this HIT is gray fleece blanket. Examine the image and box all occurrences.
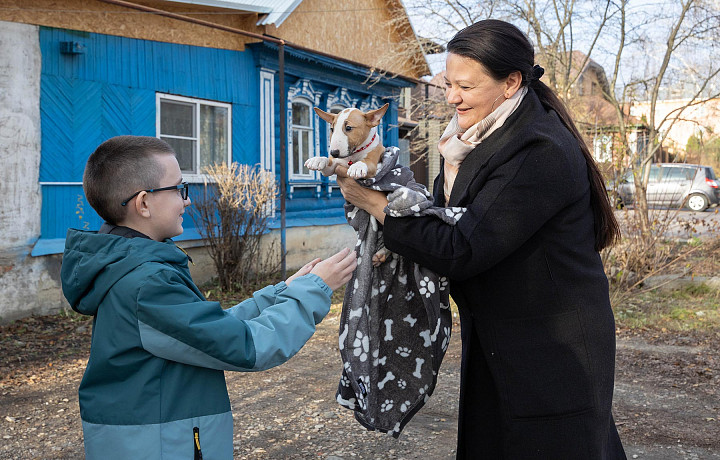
[336,147,466,437]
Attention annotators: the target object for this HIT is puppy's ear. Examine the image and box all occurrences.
[314,107,336,124]
[364,103,389,127]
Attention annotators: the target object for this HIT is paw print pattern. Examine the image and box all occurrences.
[444,207,467,222]
[340,375,350,387]
[371,280,387,297]
[419,277,435,298]
[441,327,451,352]
[395,346,411,357]
[353,331,369,362]
[404,291,415,301]
[397,379,407,389]
[380,399,394,413]
[438,277,449,292]
[400,401,411,413]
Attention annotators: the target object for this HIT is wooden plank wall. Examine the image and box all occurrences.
[0,0,260,51]
[271,0,423,79]
[38,27,259,240]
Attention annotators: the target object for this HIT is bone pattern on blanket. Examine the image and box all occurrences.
[335,147,466,438]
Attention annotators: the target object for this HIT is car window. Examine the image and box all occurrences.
[648,165,661,183]
[662,167,695,181]
[662,167,685,182]
[705,167,717,180]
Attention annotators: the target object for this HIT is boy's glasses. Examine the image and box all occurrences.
[121,182,189,206]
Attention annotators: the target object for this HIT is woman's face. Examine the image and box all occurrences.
[444,53,508,130]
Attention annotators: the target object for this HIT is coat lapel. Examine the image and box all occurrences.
[446,89,542,207]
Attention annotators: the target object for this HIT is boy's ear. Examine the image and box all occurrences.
[133,191,152,218]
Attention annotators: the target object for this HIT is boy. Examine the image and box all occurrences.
[61,136,356,459]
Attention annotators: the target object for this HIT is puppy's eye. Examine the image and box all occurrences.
[345,125,353,132]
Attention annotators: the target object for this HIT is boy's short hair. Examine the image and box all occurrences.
[84,136,176,225]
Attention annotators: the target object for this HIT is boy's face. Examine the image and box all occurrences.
[146,153,190,241]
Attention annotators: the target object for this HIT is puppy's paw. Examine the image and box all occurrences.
[305,156,329,171]
[372,247,392,267]
[347,162,368,179]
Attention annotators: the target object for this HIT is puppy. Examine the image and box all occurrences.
[305,103,389,179]
[306,103,391,266]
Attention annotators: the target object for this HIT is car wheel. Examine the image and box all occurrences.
[686,193,709,212]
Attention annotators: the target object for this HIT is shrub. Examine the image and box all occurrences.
[190,163,278,291]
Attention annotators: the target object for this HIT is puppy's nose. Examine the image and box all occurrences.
[330,149,340,158]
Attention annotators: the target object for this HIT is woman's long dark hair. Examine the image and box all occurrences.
[447,19,620,251]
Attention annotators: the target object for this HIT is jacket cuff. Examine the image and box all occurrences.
[303,273,333,298]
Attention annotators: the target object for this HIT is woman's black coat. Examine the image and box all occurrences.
[383,89,626,459]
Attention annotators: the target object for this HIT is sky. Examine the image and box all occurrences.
[402,0,720,100]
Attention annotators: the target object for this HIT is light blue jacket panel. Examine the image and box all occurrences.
[137,273,332,371]
[82,411,233,460]
[60,229,333,459]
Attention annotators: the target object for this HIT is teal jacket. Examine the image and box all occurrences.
[61,228,332,459]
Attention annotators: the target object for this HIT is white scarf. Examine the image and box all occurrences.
[438,86,527,203]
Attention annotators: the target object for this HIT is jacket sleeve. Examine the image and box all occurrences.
[383,144,587,280]
[136,273,332,371]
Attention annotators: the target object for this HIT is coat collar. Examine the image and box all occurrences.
[446,88,546,207]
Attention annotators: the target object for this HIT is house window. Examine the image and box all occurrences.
[157,93,231,177]
[291,99,314,179]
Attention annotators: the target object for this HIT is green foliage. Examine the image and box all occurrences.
[613,283,720,332]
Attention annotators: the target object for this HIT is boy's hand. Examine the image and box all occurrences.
[310,248,357,291]
[286,258,321,285]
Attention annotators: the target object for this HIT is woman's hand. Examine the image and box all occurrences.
[336,177,389,224]
[310,248,357,291]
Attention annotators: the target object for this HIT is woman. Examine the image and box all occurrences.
[337,19,626,459]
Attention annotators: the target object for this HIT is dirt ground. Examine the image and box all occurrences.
[1,306,718,460]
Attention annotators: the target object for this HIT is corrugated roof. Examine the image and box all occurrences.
[163,0,303,26]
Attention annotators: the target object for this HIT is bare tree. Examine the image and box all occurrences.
[381,0,720,295]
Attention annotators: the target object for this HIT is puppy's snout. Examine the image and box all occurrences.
[330,149,340,158]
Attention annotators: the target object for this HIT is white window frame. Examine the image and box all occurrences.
[156,93,232,182]
[287,79,322,183]
[289,98,316,180]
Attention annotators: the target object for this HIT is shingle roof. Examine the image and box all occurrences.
[164,0,303,26]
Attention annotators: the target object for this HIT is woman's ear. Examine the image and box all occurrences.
[504,71,523,98]
[134,191,152,218]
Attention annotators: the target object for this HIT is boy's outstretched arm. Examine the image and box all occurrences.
[135,248,357,372]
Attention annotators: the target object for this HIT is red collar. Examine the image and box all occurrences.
[353,133,376,154]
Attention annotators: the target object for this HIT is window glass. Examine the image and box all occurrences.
[290,100,314,179]
[164,138,195,171]
[200,105,228,170]
[301,131,310,174]
[293,103,310,126]
[647,165,661,183]
[160,100,194,137]
[292,131,300,175]
[158,94,231,176]
[662,167,694,181]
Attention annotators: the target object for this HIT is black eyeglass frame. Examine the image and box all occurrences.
[121,182,189,206]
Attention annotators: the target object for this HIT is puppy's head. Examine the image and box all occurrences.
[314,103,388,158]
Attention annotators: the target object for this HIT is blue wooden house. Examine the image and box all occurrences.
[10,0,428,256]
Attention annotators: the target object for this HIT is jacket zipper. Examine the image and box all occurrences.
[193,426,203,460]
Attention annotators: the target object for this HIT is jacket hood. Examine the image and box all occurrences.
[61,229,189,316]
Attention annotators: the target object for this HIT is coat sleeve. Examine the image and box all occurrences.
[383,144,587,280]
[135,273,332,371]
